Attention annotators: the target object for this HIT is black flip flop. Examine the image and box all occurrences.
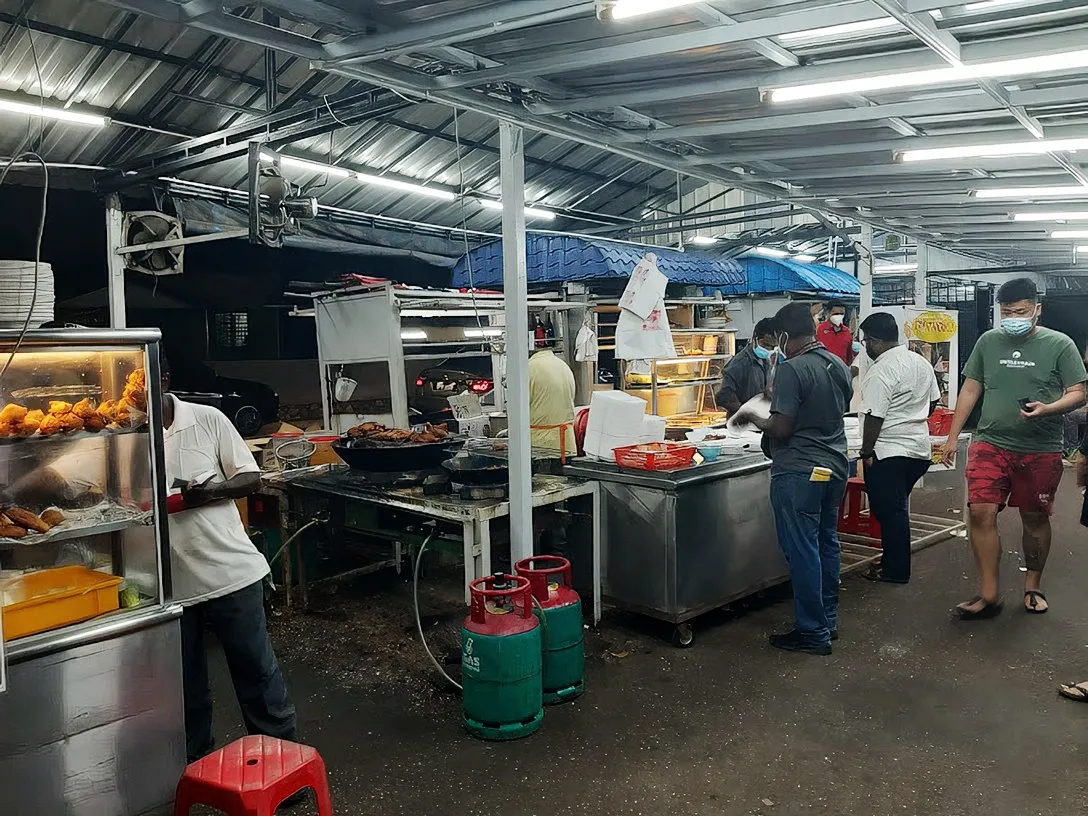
[956,596,1004,620]
[1024,590,1049,614]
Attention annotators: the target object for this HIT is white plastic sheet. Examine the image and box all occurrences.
[616,298,675,360]
[726,393,772,433]
[618,253,667,319]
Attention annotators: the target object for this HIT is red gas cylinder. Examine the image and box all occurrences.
[515,556,585,704]
[460,574,543,740]
[574,408,590,456]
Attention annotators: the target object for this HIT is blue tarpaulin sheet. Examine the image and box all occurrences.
[704,256,860,297]
[452,233,746,292]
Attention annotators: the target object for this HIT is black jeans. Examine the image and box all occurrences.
[864,456,931,582]
[181,579,297,761]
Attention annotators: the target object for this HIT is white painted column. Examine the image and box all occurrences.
[915,242,929,308]
[105,198,127,328]
[500,122,533,565]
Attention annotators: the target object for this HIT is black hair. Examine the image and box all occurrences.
[826,300,846,311]
[858,312,899,342]
[774,302,818,340]
[753,318,777,339]
[996,277,1038,305]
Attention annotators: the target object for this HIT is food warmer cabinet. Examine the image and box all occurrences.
[0,329,183,816]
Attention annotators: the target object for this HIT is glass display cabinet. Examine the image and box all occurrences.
[0,329,184,816]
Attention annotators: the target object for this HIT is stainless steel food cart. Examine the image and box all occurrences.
[564,453,786,646]
[0,329,183,816]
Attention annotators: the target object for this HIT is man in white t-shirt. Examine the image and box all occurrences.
[857,312,942,584]
[158,357,296,762]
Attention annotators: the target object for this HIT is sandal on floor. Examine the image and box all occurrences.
[1024,590,1049,614]
[1058,681,1088,702]
[956,596,1004,620]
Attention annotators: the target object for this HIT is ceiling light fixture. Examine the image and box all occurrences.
[901,137,1088,162]
[606,0,702,20]
[261,152,455,200]
[464,327,504,338]
[874,263,919,273]
[974,185,1088,199]
[753,247,790,258]
[1077,245,1088,253]
[689,235,718,245]
[792,254,817,263]
[478,199,557,220]
[1013,211,1088,221]
[768,49,1088,103]
[400,329,428,341]
[0,99,107,127]
[1051,230,1088,239]
[777,17,901,44]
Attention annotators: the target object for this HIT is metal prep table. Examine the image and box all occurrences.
[265,466,602,623]
[564,453,785,645]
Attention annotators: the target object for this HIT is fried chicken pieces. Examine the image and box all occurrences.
[0,506,64,539]
[345,421,449,445]
[0,366,149,439]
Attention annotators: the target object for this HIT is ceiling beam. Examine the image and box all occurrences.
[687,4,798,68]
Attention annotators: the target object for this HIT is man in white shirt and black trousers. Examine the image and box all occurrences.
[160,356,298,764]
[857,312,942,584]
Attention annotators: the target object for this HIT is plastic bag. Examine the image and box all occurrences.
[616,298,675,360]
[575,316,598,362]
[618,253,667,320]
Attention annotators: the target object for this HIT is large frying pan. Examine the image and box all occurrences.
[442,454,509,486]
[333,437,460,473]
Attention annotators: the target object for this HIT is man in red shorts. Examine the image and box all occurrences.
[942,278,1086,618]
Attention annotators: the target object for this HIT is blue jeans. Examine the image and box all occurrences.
[770,471,847,644]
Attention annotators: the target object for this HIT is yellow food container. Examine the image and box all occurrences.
[1,566,123,640]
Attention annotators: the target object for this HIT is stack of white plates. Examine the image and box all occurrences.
[0,260,54,330]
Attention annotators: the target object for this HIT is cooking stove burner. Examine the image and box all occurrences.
[334,468,443,489]
[452,482,509,501]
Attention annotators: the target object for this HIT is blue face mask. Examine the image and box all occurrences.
[851,341,862,354]
[753,345,772,360]
[1001,317,1034,336]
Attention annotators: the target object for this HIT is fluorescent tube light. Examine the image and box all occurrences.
[0,99,107,127]
[1051,230,1088,239]
[769,49,1088,103]
[901,137,1088,162]
[777,17,901,44]
[974,185,1088,199]
[609,0,702,20]
[689,236,718,245]
[261,152,454,200]
[400,329,428,340]
[464,327,504,338]
[754,247,790,258]
[1077,245,1088,253]
[478,199,556,220]
[1013,211,1088,221]
[401,309,488,318]
[793,254,817,263]
[875,263,918,273]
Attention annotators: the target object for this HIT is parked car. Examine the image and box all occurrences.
[169,360,279,437]
[410,357,494,422]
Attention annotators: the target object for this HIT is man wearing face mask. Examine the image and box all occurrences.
[856,312,941,584]
[816,300,858,369]
[941,278,1086,619]
[716,318,779,416]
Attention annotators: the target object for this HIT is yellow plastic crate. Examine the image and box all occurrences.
[1,566,123,640]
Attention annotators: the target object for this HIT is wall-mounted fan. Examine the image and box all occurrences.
[123,211,184,276]
[247,144,319,248]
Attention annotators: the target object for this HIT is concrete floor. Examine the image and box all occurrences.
[208,479,1088,816]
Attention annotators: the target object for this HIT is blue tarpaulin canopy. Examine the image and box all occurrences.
[452,233,746,292]
[705,255,860,297]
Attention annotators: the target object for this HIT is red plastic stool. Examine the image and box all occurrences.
[838,477,882,543]
[173,736,333,815]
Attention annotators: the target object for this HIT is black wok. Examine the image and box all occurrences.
[442,454,509,486]
[333,438,460,473]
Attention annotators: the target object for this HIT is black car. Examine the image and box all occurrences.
[410,357,494,422]
[170,360,279,436]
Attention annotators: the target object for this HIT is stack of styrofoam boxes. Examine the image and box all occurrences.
[583,391,666,460]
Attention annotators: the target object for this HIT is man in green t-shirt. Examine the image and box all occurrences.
[942,278,1087,619]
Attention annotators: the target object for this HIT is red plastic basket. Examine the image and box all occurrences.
[927,408,954,436]
[614,442,696,471]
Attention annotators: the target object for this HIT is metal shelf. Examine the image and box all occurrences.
[0,509,154,549]
[0,426,148,447]
[624,377,721,390]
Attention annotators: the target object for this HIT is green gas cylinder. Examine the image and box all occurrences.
[460,573,543,740]
[516,556,585,704]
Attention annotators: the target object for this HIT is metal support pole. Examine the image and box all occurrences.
[858,225,874,321]
[105,196,127,328]
[500,122,533,564]
[915,243,929,307]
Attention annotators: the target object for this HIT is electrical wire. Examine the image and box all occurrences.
[412,534,462,691]
[265,517,323,569]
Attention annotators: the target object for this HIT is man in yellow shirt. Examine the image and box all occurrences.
[528,349,576,456]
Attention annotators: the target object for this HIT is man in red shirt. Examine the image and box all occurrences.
[816,300,856,367]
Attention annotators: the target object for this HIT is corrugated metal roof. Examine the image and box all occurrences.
[729,256,861,297]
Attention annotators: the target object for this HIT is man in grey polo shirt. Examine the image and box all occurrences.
[736,302,853,655]
[716,318,778,416]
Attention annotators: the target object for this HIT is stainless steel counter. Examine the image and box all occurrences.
[0,605,185,816]
[564,454,786,645]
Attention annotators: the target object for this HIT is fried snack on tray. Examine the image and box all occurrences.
[83,413,106,432]
[40,412,84,436]
[122,368,148,411]
[6,507,50,533]
[345,421,451,445]
[48,400,74,415]
[72,398,98,421]
[0,524,26,539]
[0,403,28,424]
[40,508,64,528]
[97,399,117,423]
